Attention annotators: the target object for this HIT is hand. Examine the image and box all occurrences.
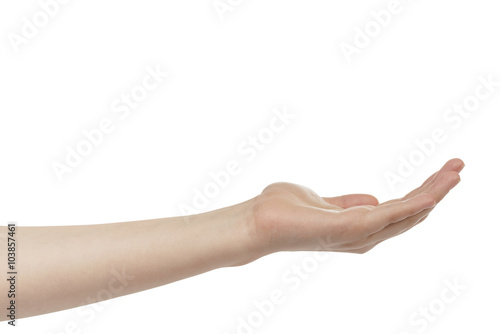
[251,158,464,254]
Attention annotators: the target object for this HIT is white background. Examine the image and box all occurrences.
[1,0,499,333]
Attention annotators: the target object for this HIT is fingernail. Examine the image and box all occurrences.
[458,163,465,172]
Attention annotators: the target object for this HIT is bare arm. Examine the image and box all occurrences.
[0,158,463,321]
[0,200,262,320]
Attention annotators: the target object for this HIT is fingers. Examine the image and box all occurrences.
[426,170,461,204]
[322,194,379,208]
[322,159,464,254]
[363,213,429,247]
[403,158,464,200]
[363,170,461,245]
[380,158,464,206]
[361,193,436,234]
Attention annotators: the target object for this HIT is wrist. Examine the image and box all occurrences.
[219,197,271,267]
[184,197,269,268]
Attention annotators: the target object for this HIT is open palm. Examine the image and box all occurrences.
[252,159,463,254]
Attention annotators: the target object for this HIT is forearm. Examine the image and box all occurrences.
[0,198,264,320]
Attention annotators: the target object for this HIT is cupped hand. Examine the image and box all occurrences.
[252,159,464,254]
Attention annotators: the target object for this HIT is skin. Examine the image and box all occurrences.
[0,158,463,321]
